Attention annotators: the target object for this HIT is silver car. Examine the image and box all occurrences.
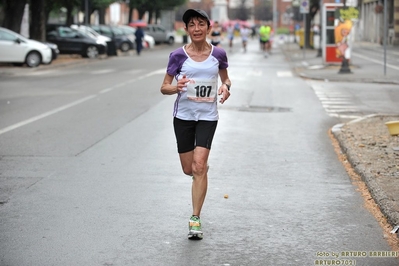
[143,24,175,45]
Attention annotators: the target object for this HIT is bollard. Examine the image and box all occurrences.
[338,58,352,74]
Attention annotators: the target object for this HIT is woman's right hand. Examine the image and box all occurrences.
[177,75,190,93]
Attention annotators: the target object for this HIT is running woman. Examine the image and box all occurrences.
[240,25,250,52]
[160,9,231,240]
[209,21,222,47]
[259,22,271,57]
[226,23,235,50]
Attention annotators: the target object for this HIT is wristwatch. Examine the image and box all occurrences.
[223,83,230,91]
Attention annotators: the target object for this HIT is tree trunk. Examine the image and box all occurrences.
[99,8,105,25]
[30,0,45,41]
[128,6,134,23]
[137,8,146,21]
[2,0,27,32]
[65,2,74,26]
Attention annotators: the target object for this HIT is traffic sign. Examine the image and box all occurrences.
[300,0,309,13]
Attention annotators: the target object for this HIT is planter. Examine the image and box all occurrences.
[385,121,399,136]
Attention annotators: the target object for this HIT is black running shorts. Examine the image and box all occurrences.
[173,117,218,154]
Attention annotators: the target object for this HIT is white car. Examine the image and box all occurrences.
[70,24,111,47]
[117,25,155,49]
[0,26,52,67]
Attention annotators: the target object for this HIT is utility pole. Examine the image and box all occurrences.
[316,0,323,57]
[273,0,277,33]
[383,0,387,75]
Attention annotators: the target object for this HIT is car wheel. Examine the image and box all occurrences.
[167,37,175,45]
[25,51,41,67]
[120,42,130,52]
[86,46,99,58]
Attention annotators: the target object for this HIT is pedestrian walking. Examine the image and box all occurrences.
[160,9,231,240]
[134,26,144,55]
[240,25,250,52]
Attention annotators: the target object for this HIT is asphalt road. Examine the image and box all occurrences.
[0,40,398,265]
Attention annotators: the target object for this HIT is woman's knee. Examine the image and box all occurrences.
[182,165,192,176]
[192,161,207,176]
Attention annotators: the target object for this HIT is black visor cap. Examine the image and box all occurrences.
[182,9,210,24]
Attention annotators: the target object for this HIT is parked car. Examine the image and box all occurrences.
[117,25,155,49]
[89,25,134,52]
[142,24,175,45]
[0,26,53,67]
[70,24,111,47]
[46,25,107,58]
[44,42,59,60]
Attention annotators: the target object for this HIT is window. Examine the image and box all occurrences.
[59,27,78,38]
[0,30,17,41]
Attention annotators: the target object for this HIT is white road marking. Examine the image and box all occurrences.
[91,69,115,74]
[277,71,293,77]
[0,95,96,135]
[311,83,361,118]
[352,52,399,71]
[0,68,165,135]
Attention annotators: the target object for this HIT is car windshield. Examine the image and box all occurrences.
[76,28,97,39]
[111,27,125,36]
[0,28,26,42]
[74,26,100,37]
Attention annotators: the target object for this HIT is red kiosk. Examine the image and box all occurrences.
[322,3,344,64]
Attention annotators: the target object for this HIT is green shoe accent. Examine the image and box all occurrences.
[188,216,203,240]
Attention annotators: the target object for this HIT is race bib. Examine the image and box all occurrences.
[186,79,217,102]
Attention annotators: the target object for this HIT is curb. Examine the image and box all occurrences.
[298,72,399,85]
[279,45,399,85]
[331,114,399,230]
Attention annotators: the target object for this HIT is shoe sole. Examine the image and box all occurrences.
[188,232,203,240]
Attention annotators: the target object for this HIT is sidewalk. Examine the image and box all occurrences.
[280,41,399,84]
[281,41,399,239]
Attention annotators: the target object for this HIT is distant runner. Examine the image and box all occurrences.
[259,23,271,57]
[209,21,222,47]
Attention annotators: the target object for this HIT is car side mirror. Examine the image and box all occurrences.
[15,38,21,44]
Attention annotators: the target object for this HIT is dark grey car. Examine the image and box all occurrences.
[90,25,134,52]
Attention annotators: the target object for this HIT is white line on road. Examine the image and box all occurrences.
[0,95,96,135]
[277,71,293,77]
[352,52,399,71]
[91,69,115,75]
[0,68,165,136]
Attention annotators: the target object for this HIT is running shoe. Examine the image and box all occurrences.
[188,215,203,240]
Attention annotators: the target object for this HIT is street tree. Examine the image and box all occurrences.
[1,0,27,32]
[126,0,185,23]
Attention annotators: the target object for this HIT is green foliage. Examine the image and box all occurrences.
[92,0,117,9]
[336,7,359,20]
[128,0,185,11]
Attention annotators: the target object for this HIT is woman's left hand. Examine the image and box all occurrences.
[218,87,230,104]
